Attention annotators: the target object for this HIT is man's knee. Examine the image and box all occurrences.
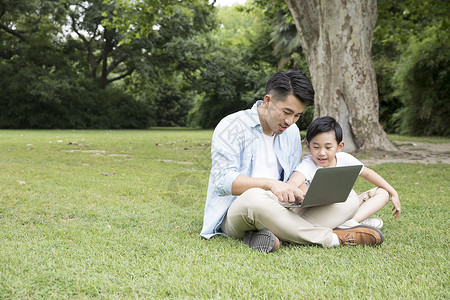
[235,188,277,211]
[224,188,278,237]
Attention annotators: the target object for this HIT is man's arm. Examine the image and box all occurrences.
[232,174,305,204]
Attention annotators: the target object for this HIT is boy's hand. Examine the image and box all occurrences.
[391,194,401,218]
[271,181,305,204]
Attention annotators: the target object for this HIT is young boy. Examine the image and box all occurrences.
[287,116,401,229]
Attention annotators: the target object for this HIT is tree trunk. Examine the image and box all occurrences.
[285,0,396,151]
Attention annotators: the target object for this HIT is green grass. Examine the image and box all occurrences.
[0,129,448,299]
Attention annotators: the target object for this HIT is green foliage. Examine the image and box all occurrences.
[373,0,449,135]
[188,51,269,128]
[0,63,151,129]
[250,0,310,72]
[185,5,274,128]
[392,25,450,136]
[0,0,216,129]
[375,0,447,48]
[145,78,195,127]
[0,0,313,130]
[372,56,402,133]
[188,2,311,129]
[2,0,447,134]
[296,105,314,131]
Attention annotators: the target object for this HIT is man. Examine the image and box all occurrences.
[200,70,384,253]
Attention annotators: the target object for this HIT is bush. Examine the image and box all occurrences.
[372,54,403,134]
[187,50,271,129]
[0,67,152,129]
[392,25,450,136]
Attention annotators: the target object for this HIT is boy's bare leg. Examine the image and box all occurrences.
[352,188,389,222]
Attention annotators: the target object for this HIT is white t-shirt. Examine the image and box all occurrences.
[252,133,282,180]
[295,152,364,185]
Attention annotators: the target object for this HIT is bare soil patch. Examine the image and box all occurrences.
[356,141,450,165]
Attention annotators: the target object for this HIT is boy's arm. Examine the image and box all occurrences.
[360,167,401,218]
[286,171,306,188]
[298,181,309,195]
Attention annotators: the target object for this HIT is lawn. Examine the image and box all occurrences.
[0,129,448,299]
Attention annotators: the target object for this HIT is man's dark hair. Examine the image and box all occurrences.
[265,70,315,105]
[306,116,343,144]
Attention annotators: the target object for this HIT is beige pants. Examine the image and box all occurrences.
[357,187,378,205]
[222,187,359,247]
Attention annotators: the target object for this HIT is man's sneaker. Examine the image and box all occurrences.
[243,229,281,253]
[360,217,384,229]
[333,225,384,246]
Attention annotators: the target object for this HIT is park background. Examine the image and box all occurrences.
[0,0,448,137]
[1,0,449,298]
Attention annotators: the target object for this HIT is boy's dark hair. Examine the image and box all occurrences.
[265,70,315,106]
[306,116,343,144]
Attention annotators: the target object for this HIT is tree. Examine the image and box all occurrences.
[0,0,153,128]
[186,4,275,128]
[285,0,396,151]
[119,0,217,127]
[65,0,156,89]
[0,0,217,128]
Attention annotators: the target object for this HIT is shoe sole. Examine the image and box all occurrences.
[243,230,278,253]
[334,225,385,245]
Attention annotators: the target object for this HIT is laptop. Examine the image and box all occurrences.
[282,165,363,208]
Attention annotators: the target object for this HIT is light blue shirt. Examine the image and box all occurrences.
[200,101,303,239]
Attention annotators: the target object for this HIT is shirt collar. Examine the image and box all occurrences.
[249,100,263,129]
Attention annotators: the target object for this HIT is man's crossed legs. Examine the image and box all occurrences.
[222,188,384,253]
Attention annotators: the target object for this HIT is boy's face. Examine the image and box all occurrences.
[306,130,344,168]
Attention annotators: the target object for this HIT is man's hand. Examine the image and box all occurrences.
[231,175,305,204]
[270,181,305,204]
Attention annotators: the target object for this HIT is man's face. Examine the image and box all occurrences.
[306,131,344,168]
[262,94,307,135]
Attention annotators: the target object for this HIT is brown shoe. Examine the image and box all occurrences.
[243,229,281,253]
[333,225,384,246]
